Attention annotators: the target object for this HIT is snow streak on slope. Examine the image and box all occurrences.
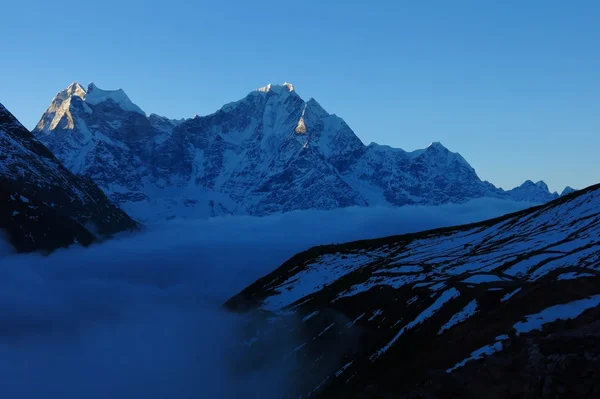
[446,335,509,373]
[438,299,478,334]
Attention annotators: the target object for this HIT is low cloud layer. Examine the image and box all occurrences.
[0,199,534,398]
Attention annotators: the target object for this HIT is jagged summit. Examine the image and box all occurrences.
[506,179,558,203]
[257,82,295,94]
[57,82,86,100]
[519,180,553,192]
[427,141,447,150]
[35,82,147,136]
[46,82,145,116]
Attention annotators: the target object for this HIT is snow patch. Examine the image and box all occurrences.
[557,272,596,280]
[514,295,600,334]
[302,311,320,322]
[446,334,509,373]
[501,287,522,302]
[438,300,478,334]
[335,360,354,377]
[261,251,385,312]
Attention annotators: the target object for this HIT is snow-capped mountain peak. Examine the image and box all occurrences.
[416,141,476,173]
[427,141,446,149]
[257,83,273,92]
[36,82,146,135]
[506,179,558,203]
[85,83,145,115]
[305,97,329,119]
[36,83,88,133]
[283,82,295,91]
[561,186,577,196]
[257,82,295,94]
[59,82,86,101]
[534,180,549,191]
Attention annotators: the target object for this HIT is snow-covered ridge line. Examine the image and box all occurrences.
[85,83,145,115]
[33,81,571,222]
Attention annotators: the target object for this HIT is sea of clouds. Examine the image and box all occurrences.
[0,198,534,398]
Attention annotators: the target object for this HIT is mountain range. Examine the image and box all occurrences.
[33,82,570,222]
[226,183,600,398]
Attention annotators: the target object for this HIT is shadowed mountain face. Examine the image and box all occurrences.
[34,82,561,222]
[226,184,600,398]
[0,103,137,253]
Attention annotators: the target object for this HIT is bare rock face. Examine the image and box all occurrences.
[225,185,600,398]
[0,102,137,253]
[34,82,561,222]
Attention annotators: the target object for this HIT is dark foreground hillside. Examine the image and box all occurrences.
[0,103,137,253]
[226,183,600,398]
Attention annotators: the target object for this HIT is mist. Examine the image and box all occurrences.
[0,199,534,398]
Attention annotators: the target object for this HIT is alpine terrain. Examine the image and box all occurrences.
[0,102,137,253]
[35,82,564,222]
[226,184,600,398]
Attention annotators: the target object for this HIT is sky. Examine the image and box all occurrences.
[0,198,532,398]
[1,0,598,192]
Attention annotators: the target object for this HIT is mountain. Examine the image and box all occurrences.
[505,180,559,203]
[226,184,600,398]
[561,186,577,196]
[34,82,562,222]
[0,102,137,253]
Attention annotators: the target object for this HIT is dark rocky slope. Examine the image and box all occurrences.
[0,103,137,253]
[226,183,600,398]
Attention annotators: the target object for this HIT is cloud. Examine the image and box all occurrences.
[0,198,534,398]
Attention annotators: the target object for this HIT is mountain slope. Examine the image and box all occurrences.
[34,82,562,222]
[226,184,600,398]
[0,103,137,253]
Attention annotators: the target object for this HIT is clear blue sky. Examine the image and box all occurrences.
[2,0,598,192]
